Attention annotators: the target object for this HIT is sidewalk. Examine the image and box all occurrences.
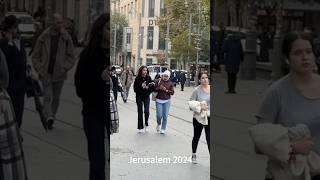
[111,84,210,180]
[211,72,271,180]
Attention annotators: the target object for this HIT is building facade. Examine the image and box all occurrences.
[112,0,172,72]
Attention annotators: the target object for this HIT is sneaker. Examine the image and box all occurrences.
[138,129,144,133]
[47,117,55,130]
[156,125,161,132]
[192,154,197,164]
[160,129,165,134]
[145,126,149,132]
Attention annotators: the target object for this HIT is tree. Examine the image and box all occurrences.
[111,13,128,58]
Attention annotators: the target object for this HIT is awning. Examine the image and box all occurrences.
[284,0,320,11]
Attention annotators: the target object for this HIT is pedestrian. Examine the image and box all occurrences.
[120,66,134,100]
[74,13,111,180]
[32,13,76,130]
[133,65,154,133]
[171,70,177,87]
[252,32,320,180]
[188,71,210,164]
[222,33,244,94]
[154,70,174,134]
[0,15,27,128]
[179,71,186,91]
[0,47,28,180]
[110,66,120,102]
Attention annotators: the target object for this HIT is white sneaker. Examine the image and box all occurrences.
[145,126,149,132]
[191,154,197,164]
[156,125,161,132]
[138,129,144,133]
[160,129,165,134]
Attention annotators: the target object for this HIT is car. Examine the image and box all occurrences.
[147,64,169,80]
[112,65,122,75]
[5,12,36,46]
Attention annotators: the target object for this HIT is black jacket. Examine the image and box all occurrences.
[74,47,109,114]
[133,75,153,99]
[0,39,27,94]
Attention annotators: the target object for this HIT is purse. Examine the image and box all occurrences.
[152,79,161,101]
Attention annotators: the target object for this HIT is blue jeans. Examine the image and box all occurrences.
[156,100,171,130]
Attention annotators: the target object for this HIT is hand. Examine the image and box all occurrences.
[292,137,314,155]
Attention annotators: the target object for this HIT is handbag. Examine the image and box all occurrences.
[152,79,161,101]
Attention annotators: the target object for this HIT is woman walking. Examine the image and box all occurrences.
[154,70,174,134]
[74,14,110,180]
[250,32,320,180]
[188,72,210,164]
[133,66,154,133]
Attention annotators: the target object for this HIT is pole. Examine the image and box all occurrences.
[186,14,192,87]
[114,24,117,65]
[195,0,201,86]
[136,12,141,70]
[165,21,170,65]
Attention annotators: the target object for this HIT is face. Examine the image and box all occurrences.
[53,16,65,32]
[288,39,316,74]
[141,68,147,76]
[162,74,169,81]
[200,73,209,85]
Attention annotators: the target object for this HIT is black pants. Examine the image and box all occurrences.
[181,83,185,91]
[83,111,108,180]
[313,175,320,180]
[227,73,237,92]
[192,118,210,153]
[113,90,117,102]
[8,91,25,128]
[136,96,150,129]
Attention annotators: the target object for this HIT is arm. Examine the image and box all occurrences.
[64,36,76,71]
[0,49,8,89]
[31,37,42,73]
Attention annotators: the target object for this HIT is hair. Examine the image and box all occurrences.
[282,31,314,59]
[137,65,149,78]
[198,71,209,81]
[80,13,109,61]
[2,15,18,32]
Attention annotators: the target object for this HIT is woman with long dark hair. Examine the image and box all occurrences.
[133,66,154,133]
[188,71,210,164]
[74,13,110,180]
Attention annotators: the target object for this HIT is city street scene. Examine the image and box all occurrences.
[212,0,320,180]
[110,0,211,179]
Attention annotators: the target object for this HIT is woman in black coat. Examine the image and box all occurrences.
[222,34,244,94]
[74,14,109,180]
[133,66,155,133]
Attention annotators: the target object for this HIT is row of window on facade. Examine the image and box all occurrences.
[116,0,165,18]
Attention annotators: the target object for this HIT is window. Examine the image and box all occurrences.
[148,0,155,17]
[158,33,165,50]
[126,33,131,44]
[160,0,165,16]
[140,27,144,49]
[142,0,145,17]
[146,58,153,66]
[147,26,154,49]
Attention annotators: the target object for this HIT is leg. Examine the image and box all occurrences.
[192,118,204,153]
[136,97,143,129]
[233,73,238,92]
[126,86,130,99]
[113,91,117,102]
[9,92,25,128]
[204,118,210,152]
[83,112,106,180]
[41,78,53,119]
[156,102,163,126]
[181,83,184,91]
[230,73,236,92]
[227,73,232,92]
[161,101,171,130]
[51,80,64,118]
[143,96,150,126]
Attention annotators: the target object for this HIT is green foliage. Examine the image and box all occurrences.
[111,13,129,50]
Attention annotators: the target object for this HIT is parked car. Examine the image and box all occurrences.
[147,64,169,80]
[5,12,36,46]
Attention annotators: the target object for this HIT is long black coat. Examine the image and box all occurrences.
[222,36,244,73]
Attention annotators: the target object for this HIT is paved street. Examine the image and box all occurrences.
[111,84,210,180]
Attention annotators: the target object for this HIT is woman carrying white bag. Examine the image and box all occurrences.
[188,71,210,164]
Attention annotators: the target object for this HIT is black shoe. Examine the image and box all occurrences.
[47,118,54,130]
